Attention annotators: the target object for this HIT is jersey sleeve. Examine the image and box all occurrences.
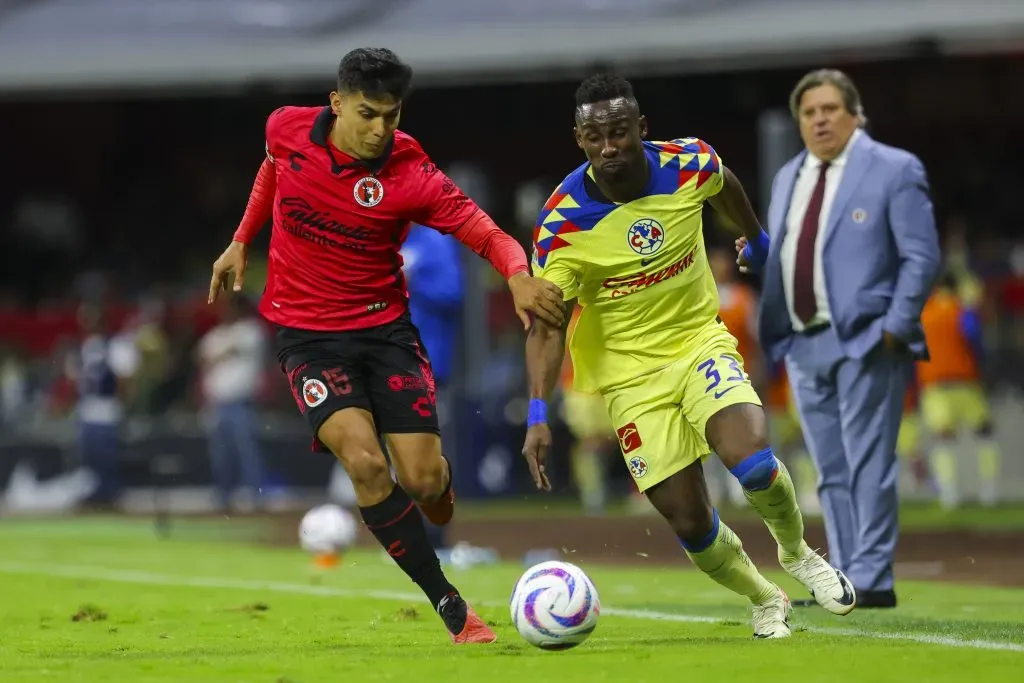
[531,185,581,301]
[672,137,725,202]
[264,106,290,164]
[408,153,480,232]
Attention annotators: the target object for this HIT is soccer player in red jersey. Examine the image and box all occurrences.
[208,48,565,645]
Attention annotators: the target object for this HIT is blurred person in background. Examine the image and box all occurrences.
[942,216,983,297]
[894,376,935,498]
[46,337,80,417]
[743,69,941,608]
[917,271,1000,508]
[196,296,267,513]
[124,295,171,417]
[0,344,30,428]
[65,304,139,508]
[558,305,617,515]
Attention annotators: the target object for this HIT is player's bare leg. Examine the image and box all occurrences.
[929,427,961,509]
[386,432,454,525]
[645,461,791,639]
[707,403,856,615]
[318,409,394,506]
[974,422,1001,507]
[318,409,494,644]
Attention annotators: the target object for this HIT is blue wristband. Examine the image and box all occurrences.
[741,229,771,269]
[527,399,548,427]
[959,310,984,360]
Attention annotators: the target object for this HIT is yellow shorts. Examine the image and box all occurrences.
[561,390,613,440]
[896,413,922,458]
[920,383,990,433]
[602,327,762,492]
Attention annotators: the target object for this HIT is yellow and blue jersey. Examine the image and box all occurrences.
[532,137,725,393]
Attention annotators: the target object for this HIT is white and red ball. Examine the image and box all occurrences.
[298,504,357,555]
[510,560,601,650]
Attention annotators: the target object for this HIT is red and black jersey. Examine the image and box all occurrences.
[260,106,480,332]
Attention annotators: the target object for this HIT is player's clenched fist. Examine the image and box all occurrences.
[208,240,248,304]
[508,273,566,330]
[734,236,751,274]
[522,423,553,492]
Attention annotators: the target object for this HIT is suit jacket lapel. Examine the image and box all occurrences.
[769,152,805,249]
[824,132,874,245]
[762,152,803,314]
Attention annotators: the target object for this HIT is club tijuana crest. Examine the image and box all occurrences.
[354,176,384,207]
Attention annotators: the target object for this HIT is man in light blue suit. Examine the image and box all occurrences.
[740,69,940,608]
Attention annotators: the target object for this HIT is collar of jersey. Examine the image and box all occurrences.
[310,106,394,174]
[583,142,661,205]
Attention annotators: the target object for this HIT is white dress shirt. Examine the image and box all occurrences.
[780,128,862,331]
[198,319,266,404]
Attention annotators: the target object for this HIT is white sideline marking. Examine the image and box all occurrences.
[599,607,1024,651]
[1,562,1021,653]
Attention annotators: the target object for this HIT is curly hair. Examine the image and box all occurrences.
[574,72,636,108]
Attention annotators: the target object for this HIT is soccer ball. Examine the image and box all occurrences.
[299,504,358,565]
[510,560,601,650]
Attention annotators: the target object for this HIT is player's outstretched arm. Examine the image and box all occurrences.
[709,166,771,274]
[521,300,574,491]
[209,158,276,304]
[411,152,565,327]
[447,211,566,329]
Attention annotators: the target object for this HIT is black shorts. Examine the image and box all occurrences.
[275,314,439,449]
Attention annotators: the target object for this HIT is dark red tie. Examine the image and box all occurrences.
[793,161,830,325]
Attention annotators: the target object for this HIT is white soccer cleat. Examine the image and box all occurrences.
[780,543,857,616]
[751,586,792,639]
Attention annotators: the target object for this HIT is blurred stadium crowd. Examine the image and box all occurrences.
[1,54,1022,514]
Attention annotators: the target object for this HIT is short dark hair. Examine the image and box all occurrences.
[337,48,413,101]
[789,68,866,125]
[575,72,637,109]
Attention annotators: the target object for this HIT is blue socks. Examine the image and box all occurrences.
[679,508,721,553]
[729,447,805,556]
[729,447,779,491]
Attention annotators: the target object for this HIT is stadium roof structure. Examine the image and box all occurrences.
[0,0,1022,93]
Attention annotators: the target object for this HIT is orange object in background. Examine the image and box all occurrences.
[716,284,760,381]
[766,364,792,410]
[917,290,979,387]
[313,552,341,569]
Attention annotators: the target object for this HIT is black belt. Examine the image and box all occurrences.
[800,323,831,337]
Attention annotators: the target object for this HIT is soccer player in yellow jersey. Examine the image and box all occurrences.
[522,74,856,638]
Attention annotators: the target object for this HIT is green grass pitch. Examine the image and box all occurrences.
[0,517,1021,682]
